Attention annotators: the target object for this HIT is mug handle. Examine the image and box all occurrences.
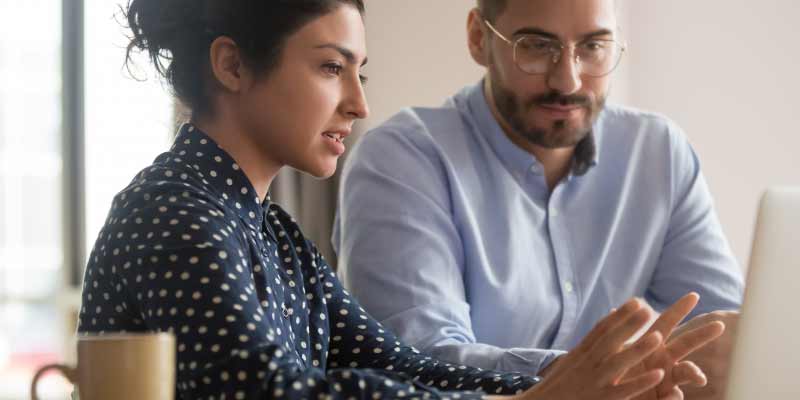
[30,363,77,400]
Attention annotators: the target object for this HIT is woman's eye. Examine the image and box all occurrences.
[324,64,343,75]
[359,75,369,85]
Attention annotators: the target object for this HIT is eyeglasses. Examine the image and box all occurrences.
[483,19,626,78]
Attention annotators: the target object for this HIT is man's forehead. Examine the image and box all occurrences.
[497,0,618,38]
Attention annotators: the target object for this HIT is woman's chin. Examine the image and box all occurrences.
[295,160,338,180]
[313,168,337,179]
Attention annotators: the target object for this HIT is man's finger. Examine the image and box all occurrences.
[577,298,643,353]
[605,368,665,400]
[646,292,699,339]
[590,306,653,359]
[666,321,725,361]
[656,386,683,400]
[671,361,707,387]
[597,331,662,384]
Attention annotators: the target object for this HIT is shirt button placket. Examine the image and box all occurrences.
[548,189,578,348]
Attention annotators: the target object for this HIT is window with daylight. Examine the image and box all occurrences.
[0,1,173,398]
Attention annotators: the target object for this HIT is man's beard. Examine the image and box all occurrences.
[491,77,606,149]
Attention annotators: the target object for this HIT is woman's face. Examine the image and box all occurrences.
[237,4,369,178]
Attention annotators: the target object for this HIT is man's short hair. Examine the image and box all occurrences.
[478,0,620,23]
[477,0,508,22]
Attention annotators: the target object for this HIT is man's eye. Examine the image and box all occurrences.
[518,37,559,55]
[523,39,551,50]
[583,41,607,51]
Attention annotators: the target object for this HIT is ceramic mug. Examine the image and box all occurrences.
[30,332,175,400]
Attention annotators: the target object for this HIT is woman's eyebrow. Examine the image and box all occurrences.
[314,43,368,66]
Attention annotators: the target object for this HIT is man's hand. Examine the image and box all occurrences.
[491,295,727,400]
[511,298,668,400]
[629,293,726,400]
[671,311,739,400]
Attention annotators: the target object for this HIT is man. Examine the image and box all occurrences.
[333,0,743,398]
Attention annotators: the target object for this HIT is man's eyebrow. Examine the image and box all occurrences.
[512,27,559,40]
[581,29,615,40]
[512,27,615,41]
[314,44,368,66]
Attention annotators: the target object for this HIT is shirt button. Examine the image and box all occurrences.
[550,207,559,217]
[564,281,574,293]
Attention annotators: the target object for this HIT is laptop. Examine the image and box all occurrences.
[726,187,800,399]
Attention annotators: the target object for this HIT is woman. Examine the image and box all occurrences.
[77,0,722,398]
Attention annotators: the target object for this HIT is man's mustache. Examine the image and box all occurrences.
[528,91,592,108]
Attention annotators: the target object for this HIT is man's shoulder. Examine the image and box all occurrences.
[351,103,469,163]
[600,103,688,144]
[602,103,675,128]
[364,103,465,141]
[599,104,699,177]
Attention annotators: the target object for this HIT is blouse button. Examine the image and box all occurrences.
[281,304,290,318]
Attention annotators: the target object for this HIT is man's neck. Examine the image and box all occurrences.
[483,79,574,191]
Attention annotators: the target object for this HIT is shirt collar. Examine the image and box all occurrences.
[168,123,267,229]
[463,80,600,179]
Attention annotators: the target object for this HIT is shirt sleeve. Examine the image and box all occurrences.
[645,121,745,316]
[333,127,564,375]
[314,247,540,397]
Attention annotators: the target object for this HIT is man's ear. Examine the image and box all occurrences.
[208,36,245,93]
[467,8,490,67]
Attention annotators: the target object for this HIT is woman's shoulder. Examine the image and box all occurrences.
[93,156,243,247]
[114,153,228,213]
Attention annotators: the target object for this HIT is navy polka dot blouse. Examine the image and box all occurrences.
[77,124,540,399]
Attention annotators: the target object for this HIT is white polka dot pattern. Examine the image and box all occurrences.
[77,124,539,399]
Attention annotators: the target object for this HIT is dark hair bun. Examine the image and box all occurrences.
[126,0,192,74]
[123,0,365,118]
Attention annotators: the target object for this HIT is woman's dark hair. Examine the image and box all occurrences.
[124,0,365,118]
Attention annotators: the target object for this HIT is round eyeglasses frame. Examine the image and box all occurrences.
[483,18,627,78]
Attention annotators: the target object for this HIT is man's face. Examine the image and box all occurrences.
[484,0,618,149]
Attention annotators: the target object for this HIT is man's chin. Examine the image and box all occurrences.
[521,122,591,149]
[534,136,587,149]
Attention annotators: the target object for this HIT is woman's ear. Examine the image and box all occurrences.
[208,36,245,93]
[467,8,490,67]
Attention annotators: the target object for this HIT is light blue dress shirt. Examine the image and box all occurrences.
[332,81,744,375]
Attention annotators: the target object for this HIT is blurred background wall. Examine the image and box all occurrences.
[1,1,798,398]
[619,0,800,268]
[359,0,483,129]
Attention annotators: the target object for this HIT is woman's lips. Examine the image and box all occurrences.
[323,132,343,142]
[322,132,346,156]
